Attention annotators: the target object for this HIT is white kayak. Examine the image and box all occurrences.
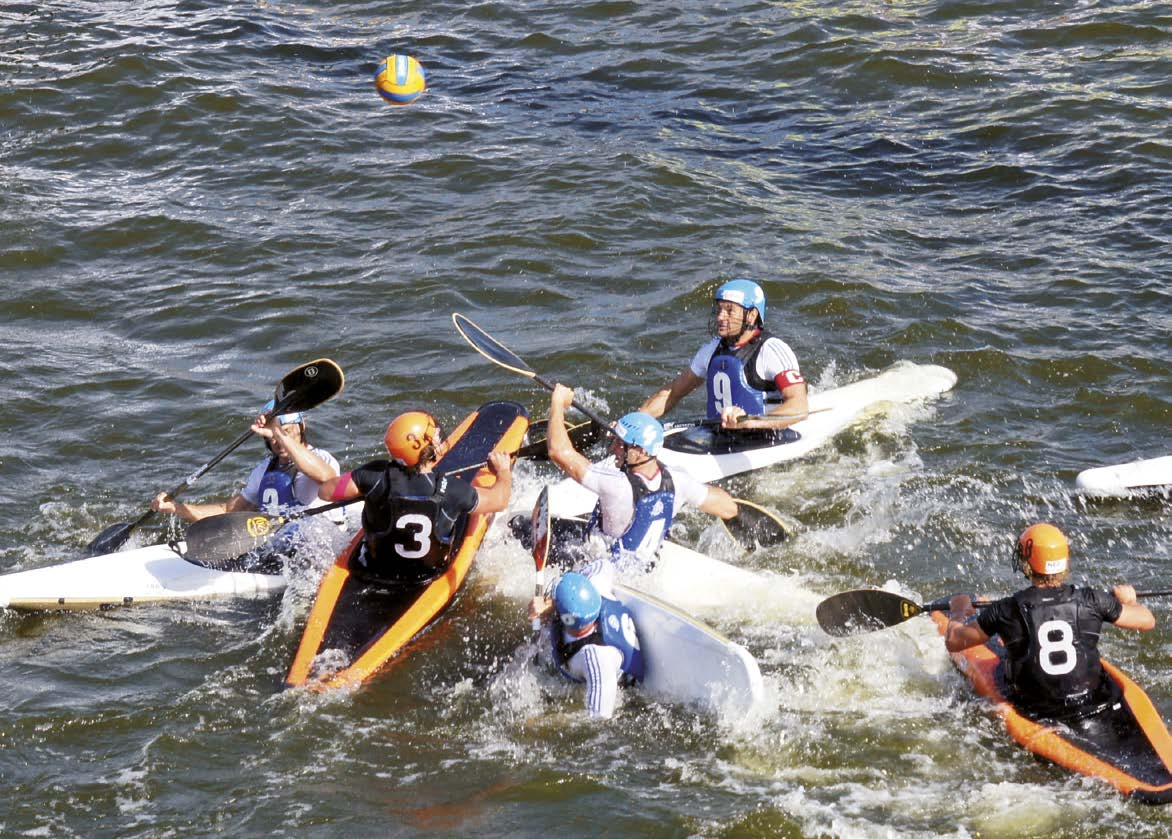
[1074,455,1172,497]
[0,508,360,612]
[614,582,764,716]
[0,541,287,611]
[534,361,957,517]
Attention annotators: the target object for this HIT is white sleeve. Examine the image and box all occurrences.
[239,459,270,505]
[754,336,801,381]
[566,643,624,718]
[667,467,711,514]
[294,447,341,507]
[579,463,635,537]
[688,338,721,378]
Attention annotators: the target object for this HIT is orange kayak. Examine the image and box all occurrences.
[284,401,529,691]
[930,609,1172,803]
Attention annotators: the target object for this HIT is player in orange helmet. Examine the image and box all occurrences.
[318,411,513,585]
[945,523,1154,719]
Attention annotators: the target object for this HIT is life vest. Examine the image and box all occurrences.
[705,330,780,419]
[1006,586,1105,713]
[257,460,298,514]
[358,469,460,585]
[552,597,644,684]
[587,467,675,568]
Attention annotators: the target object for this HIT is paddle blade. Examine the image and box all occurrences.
[452,313,537,379]
[274,358,344,414]
[815,589,926,637]
[724,499,798,549]
[84,521,137,557]
[531,486,551,576]
[184,511,282,570]
[522,418,607,461]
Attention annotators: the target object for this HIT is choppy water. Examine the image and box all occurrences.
[1,1,1169,836]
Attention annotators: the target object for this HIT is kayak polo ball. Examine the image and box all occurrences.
[374,54,426,105]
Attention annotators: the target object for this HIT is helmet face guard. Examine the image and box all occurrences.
[712,278,766,337]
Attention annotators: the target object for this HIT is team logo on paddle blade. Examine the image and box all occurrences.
[304,366,319,378]
[901,603,914,618]
[246,517,272,538]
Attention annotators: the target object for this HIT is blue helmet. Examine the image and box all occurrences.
[554,572,602,632]
[261,398,304,426]
[613,412,664,456]
[715,278,766,326]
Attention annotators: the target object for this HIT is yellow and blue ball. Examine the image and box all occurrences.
[374,54,426,105]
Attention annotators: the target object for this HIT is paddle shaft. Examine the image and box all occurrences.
[695,406,831,428]
[927,589,1172,614]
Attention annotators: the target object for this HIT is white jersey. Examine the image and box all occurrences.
[579,461,709,538]
[688,334,801,389]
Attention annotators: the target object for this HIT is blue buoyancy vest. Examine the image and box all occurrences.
[705,330,780,419]
[588,467,676,568]
[257,461,298,513]
[552,597,644,683]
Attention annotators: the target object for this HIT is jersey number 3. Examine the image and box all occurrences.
[393,513,433,559]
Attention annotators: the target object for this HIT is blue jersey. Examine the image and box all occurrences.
[552,597,644,683]
[705,331,781,419]
[588,468,676,569]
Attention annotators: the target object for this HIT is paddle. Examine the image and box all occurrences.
[692,407,831,428]
[453,313,793,549]
[530,485,551,631]
[452,313,618,434]
[816,587,1172,638]
[85,359,345,557]
[723,498,798,548]
[183,498,359,568]
[525,417,607,459]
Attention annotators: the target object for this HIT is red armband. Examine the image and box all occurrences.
[776,369,805,389]
[331,473,354,502]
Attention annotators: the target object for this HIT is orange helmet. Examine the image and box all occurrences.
[1015,523,1070,576]
[384,411,438,467]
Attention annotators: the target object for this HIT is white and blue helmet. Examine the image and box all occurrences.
[261,398,304,426]
[715,278,766,326]
[554,572,602,632]
[613,412,664,456]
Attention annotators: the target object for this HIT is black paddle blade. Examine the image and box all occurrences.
[523,418,607,460]
[451,313,536,378]
[723,499,798,549]
[815,589,927,637]
[274,358,344,414]
[184,511,282,570]
[84,521,137,557]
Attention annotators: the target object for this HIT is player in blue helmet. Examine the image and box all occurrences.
[639,278,809,453]
[554,572,602,631]
[530,561,644,718]
[530,383,739,572]
[151,400,341,523]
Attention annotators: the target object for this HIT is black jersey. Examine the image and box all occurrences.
[977,584,1123,716]
[349,459,479,584]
